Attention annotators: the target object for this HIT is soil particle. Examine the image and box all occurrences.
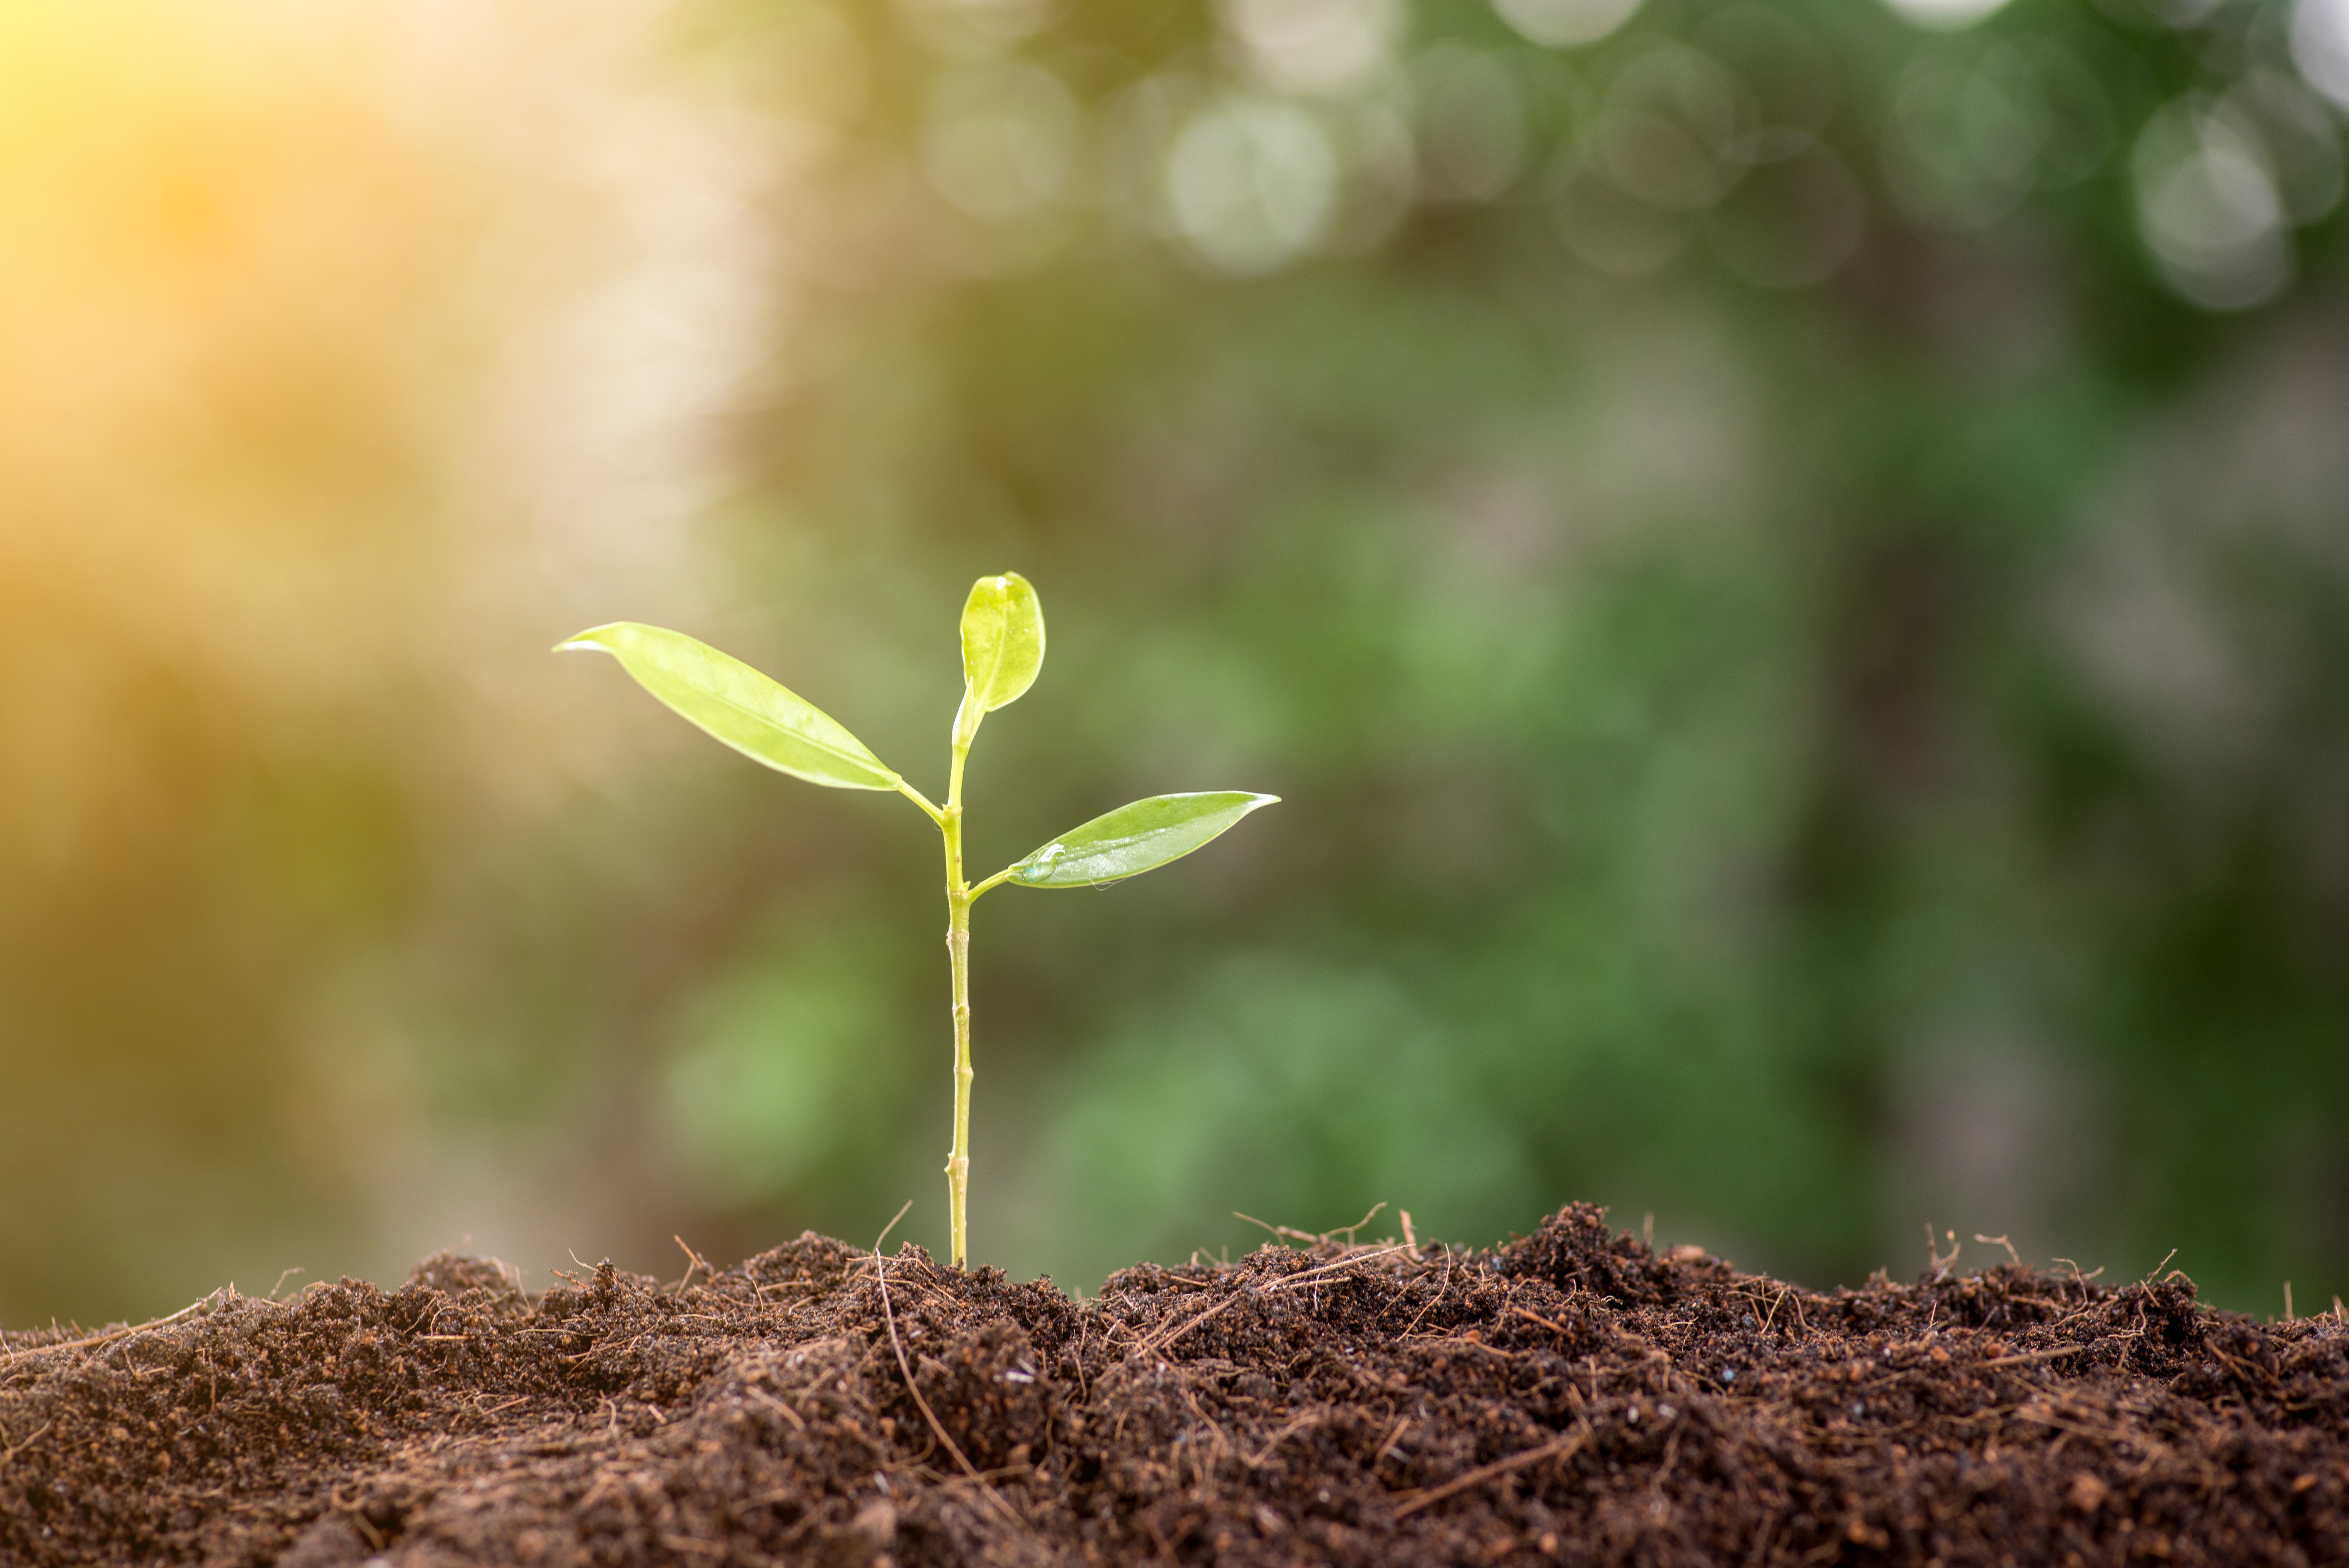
[4,1205,2345,1565]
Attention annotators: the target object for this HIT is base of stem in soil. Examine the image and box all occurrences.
[3,1203,2342,1566]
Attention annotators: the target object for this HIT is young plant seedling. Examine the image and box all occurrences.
[560,575,1275,1269]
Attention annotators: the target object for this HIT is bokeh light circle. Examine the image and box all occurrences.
[2222,69,2344,225]
[2291,0,2349,111]
[2131,98,2292,310]
[1165,94,1339,274]
[1697,7,1839,139]
[1598,46,1757,212]
[1875,0,2015,33]
[919,62,1080,220]
[1547,150,1697,272]
[1881,48,2051,230]
[1707,141,1866,288]
[1223,0,1402,95]
[1493,0,1647,50]
[1410,45,1530,202]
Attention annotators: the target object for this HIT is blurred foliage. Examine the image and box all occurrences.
[2,0,2345,1326]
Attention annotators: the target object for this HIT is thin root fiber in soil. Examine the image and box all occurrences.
[3,1204,2345,1566]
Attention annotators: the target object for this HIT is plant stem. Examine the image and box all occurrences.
[942,734,974,1270]
[895,779,945,825]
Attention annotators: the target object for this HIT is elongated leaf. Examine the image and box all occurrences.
[558,622,899,791]
[960,573,1045,714]
[1005,791,1278,888]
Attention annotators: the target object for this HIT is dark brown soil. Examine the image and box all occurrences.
[4,1205,2345,1566]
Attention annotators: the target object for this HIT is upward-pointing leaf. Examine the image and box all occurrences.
[1004,791,1278,888]
[961,573,1045,714]
[559,622,900,791]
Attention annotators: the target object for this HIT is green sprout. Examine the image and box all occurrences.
[560,574,1276,1269]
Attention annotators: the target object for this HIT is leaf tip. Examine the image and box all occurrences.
[555,624,624,656]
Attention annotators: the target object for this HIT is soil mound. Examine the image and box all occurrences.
[4,1204,2344,1565]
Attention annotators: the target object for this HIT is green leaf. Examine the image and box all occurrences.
[1005,791,1278,888]
[558,622,900,791]
[960,573,1046,714]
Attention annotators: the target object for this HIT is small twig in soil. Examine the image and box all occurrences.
[1564,1384,1599,1443]
[1177,1385,1236,1475]
[868,1203,1022,1530]
[1267,1245,1409,1291]
[1242,1412,1322,1468]
[0,1420,52,1469]
[1400,1210,1421,1261]
[1425,1336,1523,1363]
[743,1384,806,1432]
[1927,1223,1961,1276]
[671,1236,714,1295]
[1390,1429,1587,1520]
[1509,1305,1570,1338]
[1975,1234,2022,1267]
[2140,1247,2179,1285]
[1233,1212,1324,1246]
[1980,1346,2092,1370]
[1133,1244,1415,1364]
[0,1289,230,1367]
[1402,1252,1454,1336]
[1135,1295,1244,1360]
[269,1267,306,1299]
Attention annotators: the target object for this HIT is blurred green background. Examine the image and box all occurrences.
[2,0,2344,1327]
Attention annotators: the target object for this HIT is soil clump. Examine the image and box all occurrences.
[4,1204,2344,1566]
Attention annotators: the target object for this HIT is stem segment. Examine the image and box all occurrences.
[942,732,975,1269]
